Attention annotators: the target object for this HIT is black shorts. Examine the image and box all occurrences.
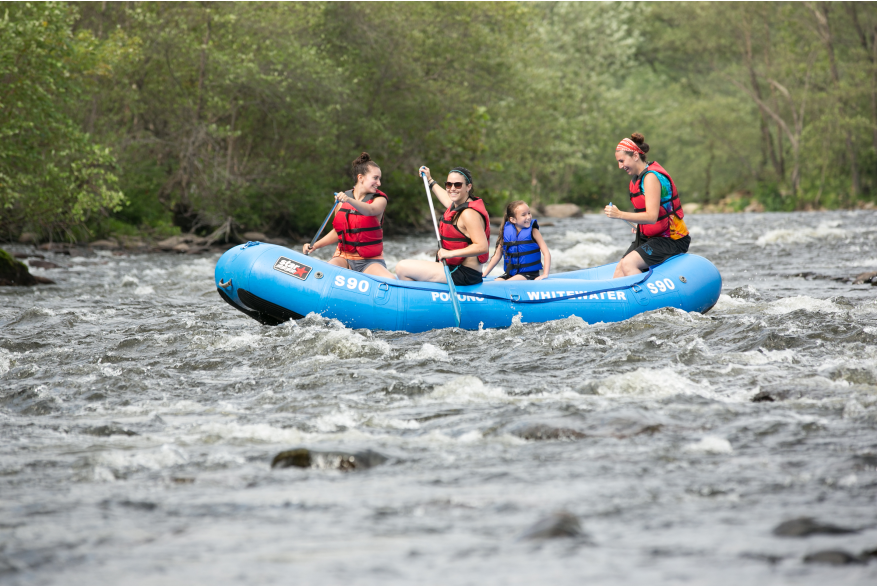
[624,234,690,267]
[498,271,539,281]
[449,264,483,286]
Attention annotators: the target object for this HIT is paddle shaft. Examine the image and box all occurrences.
[307,196,340,253]
[422,173,462,327]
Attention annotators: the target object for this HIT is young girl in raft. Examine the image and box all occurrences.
[482,200,551,281]
[302,152,395,279]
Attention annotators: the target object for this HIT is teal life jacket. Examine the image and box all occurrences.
[502,220,542,276]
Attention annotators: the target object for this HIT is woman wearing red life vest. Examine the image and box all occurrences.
[604,133,690,278]
[302,152,394,279]
[394,165,490,286]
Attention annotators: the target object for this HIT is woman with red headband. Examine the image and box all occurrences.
[604,133,690,278]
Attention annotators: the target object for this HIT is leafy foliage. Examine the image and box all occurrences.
[0,2,126,240]
[2,2,875,242]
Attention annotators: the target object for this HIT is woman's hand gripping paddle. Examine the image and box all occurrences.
[608,202,638,229]
[304,195,341,255]
[422,173,462,328]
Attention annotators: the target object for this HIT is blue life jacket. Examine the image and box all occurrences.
[502,219,542,276]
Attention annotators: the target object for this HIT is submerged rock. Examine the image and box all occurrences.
[511,423,587,441]
[751,391,776,403]
[773,517,858,537]
[80,424,138,437]
[803,550,863,565]
[0,248,55,286]
[519,511,585,540]
[271,448,388,471]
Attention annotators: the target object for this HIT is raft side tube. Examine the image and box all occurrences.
[214,243,723,331]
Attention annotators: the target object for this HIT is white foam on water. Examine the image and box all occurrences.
[712,294,756,313]
[590,368,715,400]
[134,285,155,296]
[730,349,798,366]
[765,296,846,315]
[458,430,484,443]
[365,415,421,430]
[211,331,263,351]
[687,225,706,235]
[312,408,360,432]
[404,343,450,362]
[843,400,866,420]
[197,421,309,444]
[121,275,140,287]
[301,328,391,359]
[840,257,877,268]
[94,444,189,478]
[0,348,12,377]
[429,376,506,403]
[560,230,615,244]
[684,435,733,454]
[551,242,620,269]
[756,222,847,245]
[100,365,122,377]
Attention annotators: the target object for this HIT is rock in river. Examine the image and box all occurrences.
[519,511,585,540]
[803,550,864,566]
[773,517,858,537]
[271,448,388,471]
[0,248,55,286]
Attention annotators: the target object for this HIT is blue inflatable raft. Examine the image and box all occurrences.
[214,242,722,332]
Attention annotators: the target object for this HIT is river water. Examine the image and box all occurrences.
[1,210,876,584]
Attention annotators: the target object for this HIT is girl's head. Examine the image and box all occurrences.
[446,167,474,206]
[615,133,649,176]
[352,152,381,191]
[494,200,531,255]
[505,200,531,228]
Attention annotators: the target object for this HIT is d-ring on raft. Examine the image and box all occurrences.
[214,242,722,332]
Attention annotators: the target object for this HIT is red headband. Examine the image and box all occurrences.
[616,138,644,155]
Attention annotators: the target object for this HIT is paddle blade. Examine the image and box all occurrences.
[443,264,462,328]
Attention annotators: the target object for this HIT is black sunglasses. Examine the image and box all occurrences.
[445,181,466,189]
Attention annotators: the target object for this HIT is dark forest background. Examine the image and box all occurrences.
[3,2,876,243]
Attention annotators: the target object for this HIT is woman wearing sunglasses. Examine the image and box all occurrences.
[395,166,490,286]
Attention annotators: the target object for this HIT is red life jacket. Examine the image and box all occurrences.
[332,189,387,258]
[439,197,491,266]
[629,162,685,239]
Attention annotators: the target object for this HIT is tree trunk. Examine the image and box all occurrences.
[812,2,860,197]
[743,24,779,177]
[196,14,212,123]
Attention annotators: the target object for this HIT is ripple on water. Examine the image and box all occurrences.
[2,211,877,584]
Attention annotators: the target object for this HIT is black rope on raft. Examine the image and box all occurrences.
[379,267,654,304]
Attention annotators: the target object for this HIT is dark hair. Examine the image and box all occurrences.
[352,152,379,180]
[622,133,650,162]
[449,166,476,223]
[493,200,527,257]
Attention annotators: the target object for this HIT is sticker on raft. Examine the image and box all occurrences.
[428,290,628,303]
[274,257,312,280]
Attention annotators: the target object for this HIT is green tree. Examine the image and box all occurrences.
[0,2,126,240]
